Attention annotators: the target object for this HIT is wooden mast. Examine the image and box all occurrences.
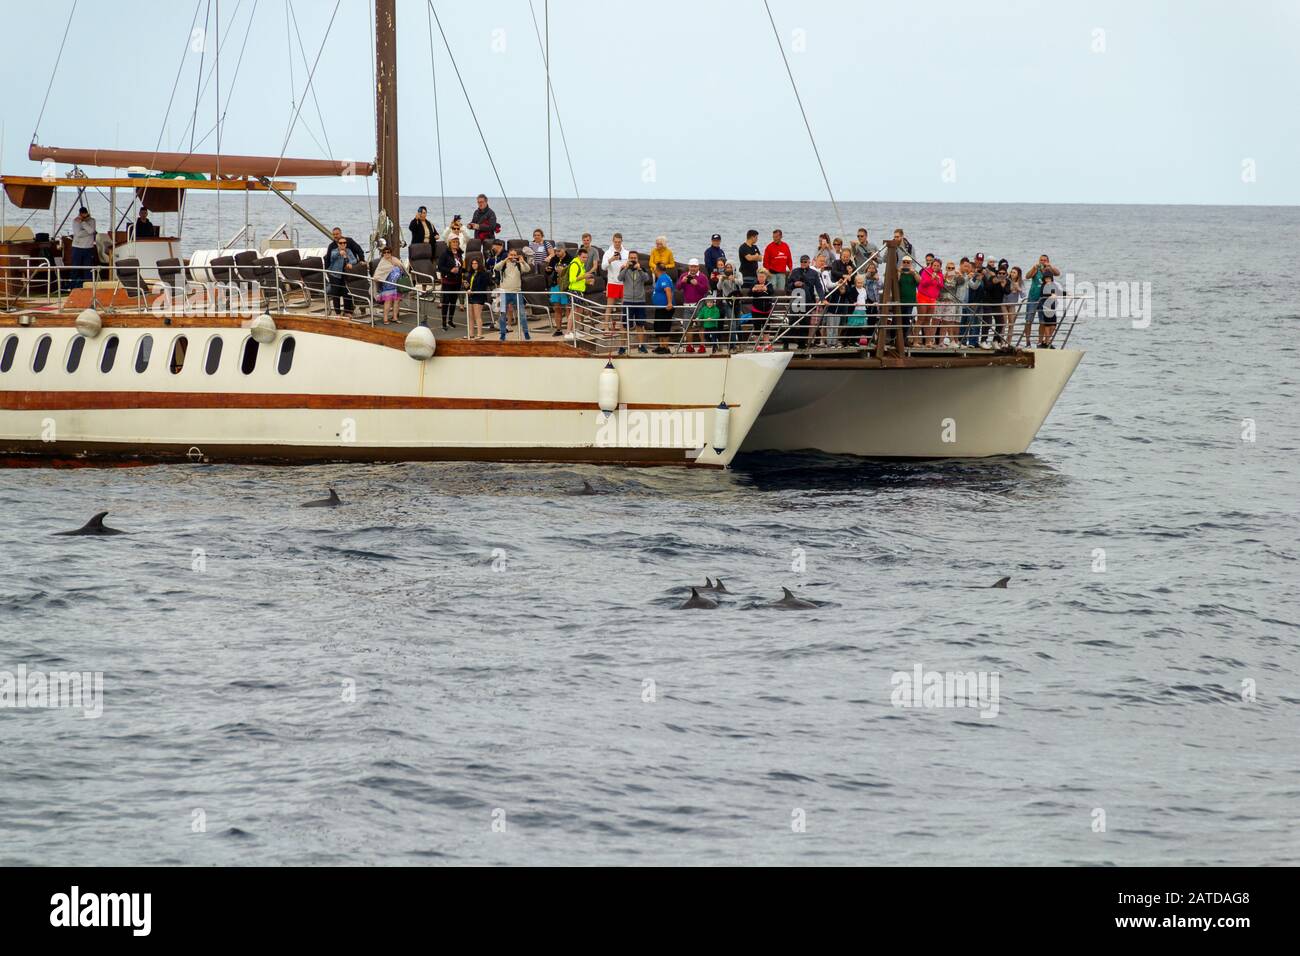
[375,0,400,254]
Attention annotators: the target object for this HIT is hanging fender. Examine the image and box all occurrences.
[598,360,619,418]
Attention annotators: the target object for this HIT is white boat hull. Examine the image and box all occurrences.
[742,348,1082,457]
[0,319,791,468]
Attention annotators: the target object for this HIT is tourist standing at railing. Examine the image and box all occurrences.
[824,274,856,348]
[602,235,629,341]
[68,207,97,290]
[1024,254,1060,345]
[527,228,554,270]
[749,270,776,351]
[863,261,882,337]
[650,262,675,354]
[940,261,962,346]
[409,206,438,248]
[697,295,723,352]
[465,256,491,340]
[1003,266,1024,347]
[1037,273,1062,348]
[469,194,499,247]
[649,236,676,274]
[763,229,793,291]
[620,251,651,354]
[985,264,1012,347]
[372,247,405,326]
[676,259,711,353]
[788,254,823,349]
[493,248,532,341]
[897,256,920,348]
[851,228,878,271]
[565,248,590,339]
[437,236,465,331]
[484,239,508,319]
[704,233,726,277]
[916,258,944,346]
[545,245,569,336]
[325,234,359,319]
[964,260,985,347]
[715,264,742,341]
[738,230,762,288]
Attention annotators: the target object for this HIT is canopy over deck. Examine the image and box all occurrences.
[28,143,373,179]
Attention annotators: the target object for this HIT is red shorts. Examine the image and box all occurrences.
[606,283,624,301]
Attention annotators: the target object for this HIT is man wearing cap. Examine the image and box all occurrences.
[409,206,438,248]
[703,233,726,277]
[676,258,711,353]
[789,255,825,349]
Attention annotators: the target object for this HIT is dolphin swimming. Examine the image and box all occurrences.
[679,587,718,610]
[990,576,1010,588]
[54,511,124,536]
[301,488,342,508]
[570,479,601,496]
[771,587,818,610]
[701,577,731,594]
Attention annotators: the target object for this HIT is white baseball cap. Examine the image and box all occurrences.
[688,258,700,266]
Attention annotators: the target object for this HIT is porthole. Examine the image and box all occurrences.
[277,336,295,375]
[99,335,120,373]
[169,335,188,374]
[32,335,52,372]
[66,336,86,372]
[134,334,153,373]
[240,336,259,375]
[0,335,17,372]
[204,336,223,375]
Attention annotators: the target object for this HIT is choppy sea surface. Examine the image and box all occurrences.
[1,197,1297,866]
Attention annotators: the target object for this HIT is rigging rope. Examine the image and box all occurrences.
[288,0,334,158]
[188,0,213,154]
[526,0,579,202]
[544,0,551,237]
[31,0,79,144]
[425,1,447,227]
[426,0,520,237]
[761,0,845,239]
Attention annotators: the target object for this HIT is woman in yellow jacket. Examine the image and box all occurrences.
[648,236,676,274]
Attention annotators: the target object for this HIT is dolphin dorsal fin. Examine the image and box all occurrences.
[715,578,726,590]
[992,576,1010,588]
[327,488,340,503]
[781,587,794,600]
[690,587,701,598]
[86,511,109,530]
[705,577,714,588]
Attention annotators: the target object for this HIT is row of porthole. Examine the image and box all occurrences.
[0,333,296,377]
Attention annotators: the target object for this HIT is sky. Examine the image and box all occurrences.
[1,0,1297,206]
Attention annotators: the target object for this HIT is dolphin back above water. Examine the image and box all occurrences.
[772,587,818,610]
[55,511,124,536]
[301,488,342,508]
[679,587,718,610]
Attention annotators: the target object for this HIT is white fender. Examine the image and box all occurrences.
[712,401,731,454]
[405,325,437,360]
[598,360,619,417]
[249,313,277,344]
[75,308,102,338]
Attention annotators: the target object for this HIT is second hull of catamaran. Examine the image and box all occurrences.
[0,314,790,468]
[741,348,1082,458]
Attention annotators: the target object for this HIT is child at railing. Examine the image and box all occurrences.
[697,295,722,353]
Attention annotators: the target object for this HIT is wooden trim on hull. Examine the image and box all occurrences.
[0,391,734,413]
[0,439,718,468]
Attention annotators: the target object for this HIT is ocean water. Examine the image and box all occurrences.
[1,198,1297,866]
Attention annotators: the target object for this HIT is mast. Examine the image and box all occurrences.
[375,0,400,254]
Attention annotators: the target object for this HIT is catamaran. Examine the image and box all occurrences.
[0,0,1082,468]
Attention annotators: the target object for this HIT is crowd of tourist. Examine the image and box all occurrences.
[326,194,1068,352]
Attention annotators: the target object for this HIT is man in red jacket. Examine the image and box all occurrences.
[763,228,793,291]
